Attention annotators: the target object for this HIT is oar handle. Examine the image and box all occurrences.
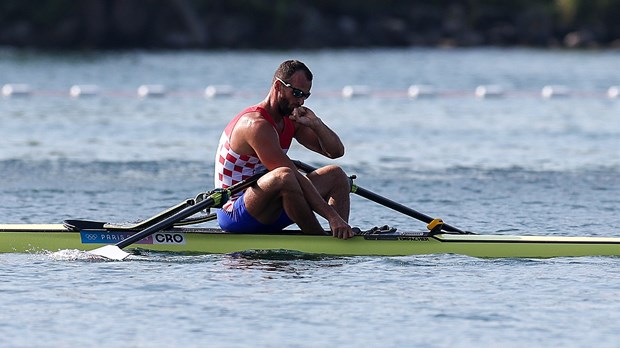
[292,160,465,234]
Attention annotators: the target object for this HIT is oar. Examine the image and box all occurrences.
[89,170,266,260]
[64,209,216,231]
[64,199,194,231]
[292,160,467,234]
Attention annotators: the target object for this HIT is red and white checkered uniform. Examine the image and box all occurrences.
[214,106,294,211]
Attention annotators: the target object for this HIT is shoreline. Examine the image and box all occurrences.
[1,2,619,50]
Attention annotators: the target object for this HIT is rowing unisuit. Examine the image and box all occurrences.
[213,106,294,210]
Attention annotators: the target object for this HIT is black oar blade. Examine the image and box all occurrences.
[64,219,106,231]
[64,199,194,232]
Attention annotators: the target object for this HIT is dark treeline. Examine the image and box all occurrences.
[1,0,619,50]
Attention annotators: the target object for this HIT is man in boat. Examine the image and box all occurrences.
[214,60,354,239]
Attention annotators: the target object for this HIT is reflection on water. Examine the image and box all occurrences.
[228,249,337,261]
[224,250,349,278]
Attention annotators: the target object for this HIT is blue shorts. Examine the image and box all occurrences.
[216,193,294,233]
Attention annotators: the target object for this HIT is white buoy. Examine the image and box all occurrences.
[541,85,570,99]
[608,86,619,99]
[205,85,234,98]
[342,85,370,98]
[475,85,504,98]
[407,85,436,98]
[69,85,100,97]
[2,84,31,97]
[137,84,166,98]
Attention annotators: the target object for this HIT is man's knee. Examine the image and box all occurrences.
[269,167,301,191]
[314,165,350,192]
[270,166,295,180]
[324,165,348,181]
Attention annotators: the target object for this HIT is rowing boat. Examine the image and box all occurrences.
[3,161,617,259]
[1,223,619,258]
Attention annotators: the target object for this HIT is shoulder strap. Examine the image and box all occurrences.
[253,106,294,150]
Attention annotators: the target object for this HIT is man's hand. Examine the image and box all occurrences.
[328,216,354,240]
[289,106,321,128]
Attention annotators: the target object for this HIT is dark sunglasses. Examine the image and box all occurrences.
[276,77,311,99]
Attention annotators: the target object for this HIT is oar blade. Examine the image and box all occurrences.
[88,245,132,261]
[83,170,267,258]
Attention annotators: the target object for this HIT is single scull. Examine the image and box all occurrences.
[1,223,619,258]
[3,161,617,259]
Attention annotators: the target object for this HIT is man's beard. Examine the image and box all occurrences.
[278,99,295,116]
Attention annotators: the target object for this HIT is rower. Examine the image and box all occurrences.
[212,60,354,239]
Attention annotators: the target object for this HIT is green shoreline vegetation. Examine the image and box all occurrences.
[1,0,619,49]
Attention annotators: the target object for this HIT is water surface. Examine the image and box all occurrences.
[1,48,619,347]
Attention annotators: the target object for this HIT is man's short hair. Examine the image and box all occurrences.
[274,60,313,81]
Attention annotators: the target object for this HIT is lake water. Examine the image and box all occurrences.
[1,47,619,347]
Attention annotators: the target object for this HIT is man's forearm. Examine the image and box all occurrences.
[311,118,345,158]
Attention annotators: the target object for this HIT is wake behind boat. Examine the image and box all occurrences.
[1,223,619,258]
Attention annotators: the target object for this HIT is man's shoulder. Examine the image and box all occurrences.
[233,112,275,138]
[237,112,269,126]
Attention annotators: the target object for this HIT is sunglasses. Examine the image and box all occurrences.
[276,77,311,99]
